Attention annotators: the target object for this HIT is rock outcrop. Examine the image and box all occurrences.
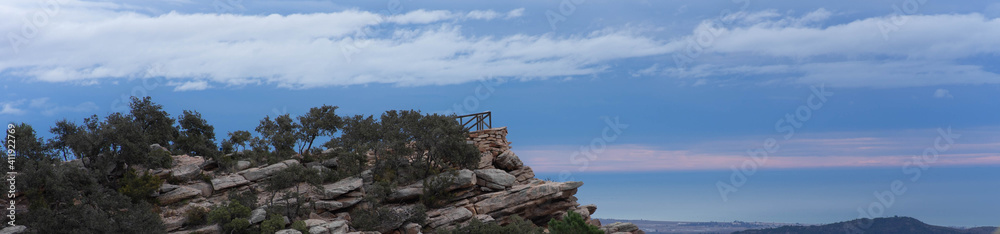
[145,127,617,234]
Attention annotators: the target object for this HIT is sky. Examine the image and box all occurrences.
[2,0,1000,228]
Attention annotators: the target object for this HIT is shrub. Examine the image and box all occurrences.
[184,206,210,226]
[260,214,286,234]
[117,169,163,204]
[420,171,456,208]
[207,199,254,234]
[547,211,602,234]
[291,220,309,233]
[438,215,543,234]
[228,189,260,210]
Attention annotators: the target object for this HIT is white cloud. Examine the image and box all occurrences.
[39,101,98,116]
[0,1,676,89]
[934,88,953,98]
[0,100,26,115]
[171,80,211,91]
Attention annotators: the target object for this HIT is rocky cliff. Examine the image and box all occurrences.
[142,127,634,234]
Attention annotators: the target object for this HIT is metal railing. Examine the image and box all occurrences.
[456,111,491,132]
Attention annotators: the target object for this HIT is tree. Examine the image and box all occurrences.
[175,110,219,157]
[297,105,342,156]
[128,96,177,146]
[7,123,54,163]
[256,114,299,156]
[48,119,79,161]
[547,211,602,234]
[228,130,252,152]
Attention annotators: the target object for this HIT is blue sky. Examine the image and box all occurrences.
[2,0,1000,227]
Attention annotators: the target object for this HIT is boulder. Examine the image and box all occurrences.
[601,222,639,233]
[319,177,363,200]
[158,186,202,205]
[170,155,206,181]
[173,224,221,234]
[321,158,339,168]
[509,166,535,183]
[426,206,473,229]
[275,229,302,234]
[473,181,583,222]
[189,181,214,197]
[239,162,289,181]
[249,208,266,224]
[477,152,494,169]
[474,169,515,190]
[427,169,476,191]
[307,220,348,234]
[493,150,523,171]
[315,200,345,211]
[159,183,180,193]
[303,219,327,227]
[401,223,421,234]
[163,216,185,231]
[0,226,25,234]
[236,161,251,171]
[211,174,249,191]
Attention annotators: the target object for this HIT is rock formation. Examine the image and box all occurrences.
[137,127,635,234]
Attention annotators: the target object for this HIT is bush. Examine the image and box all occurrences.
[260,214,286,234]
[207,199,253,234]
[420,171,456,208]
[547,211,602,234]
[228,189,260,210]
[438,215,543,234]
[291,220,309,233]
[117,169,163,204]
[184,206,210,226]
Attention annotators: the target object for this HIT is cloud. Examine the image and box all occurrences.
[519,127,1000,172]
[171,80,211,91]
[0,0,676,89]
[19,97,100,116]
[1,2,998,89]
[0,100,26,115]
[933,88,953,98]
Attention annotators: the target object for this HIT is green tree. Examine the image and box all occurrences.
[7,123,54,162]
[297,105,342,156]
[129,96,177,146]
[256,114,300,157]
[48,119,79,161]
[228,130,252,152]
[175,110,219,157]
[547,211,602,234]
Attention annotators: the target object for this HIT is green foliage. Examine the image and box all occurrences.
[438,215,543,234]
[175,110,219,157]
[184,206,210,227]
[227,189,260,210]
[129,96,178,147]
[228,130,253,152]
[296,105,342,155]
[547,211,602,234]
[291,220,308,233]
[349,204,424,233]
[208,199,254,234]
[8,122,55,163]
[48,119,79,161]
[117,169,163,204]
[421,171,456,208]
[21,161,166,234]
[260,214,286,234]
[256,114,300,157]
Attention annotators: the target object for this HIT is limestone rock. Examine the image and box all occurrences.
[426,207,473,229]
[172,224,221,234]
[275,229,302,234]
[601,222,639,233]
[159,183,180,193]
[477,152,495,169]
[428,169,476,191]
[189,181,214,197]
[474,169,515,190]
[236,160,251,171]
[315,200,345,211]
[158,186,202,205]
[163,216,185,231]
[509,166,535,183]
[319,177,363,200]
[249,208,266,224]
[493,150,523,171]
[307,220,347,234]
[473,181,583,224]
[211,174,249,191]
[401,223,421,234]
[170,155,207,181]
[239,161,289,181]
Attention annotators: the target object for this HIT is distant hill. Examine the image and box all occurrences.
[733,217,997,234]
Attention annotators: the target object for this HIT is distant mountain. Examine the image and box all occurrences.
[733,217,997,234]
